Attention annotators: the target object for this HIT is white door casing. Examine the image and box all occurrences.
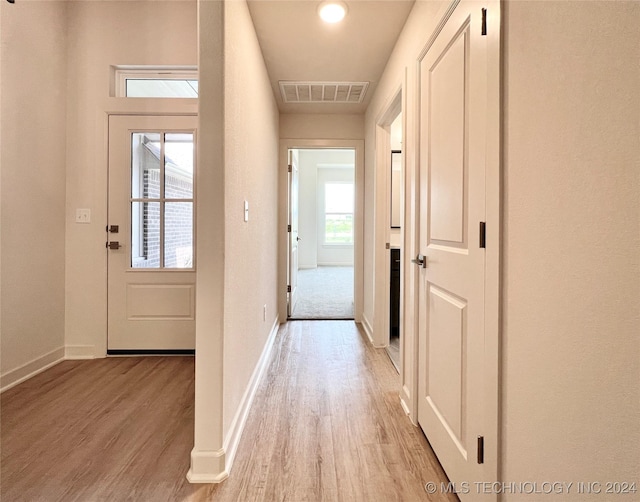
[107,115,197,351]
[288,149,300,316]
[416,0,498,497]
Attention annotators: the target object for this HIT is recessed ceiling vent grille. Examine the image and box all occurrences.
[279,81,369,104]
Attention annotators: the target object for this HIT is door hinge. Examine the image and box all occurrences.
[288,164,292,173]
[287,285,292,293]
[288,224,291,232]
[477,435,485,464]
[481,8,487,36]
[479,221,486,248]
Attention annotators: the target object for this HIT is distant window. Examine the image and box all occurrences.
[114,67,198,98]
[324,182,354,244]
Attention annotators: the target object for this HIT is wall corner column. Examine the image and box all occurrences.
[188,0,226,484]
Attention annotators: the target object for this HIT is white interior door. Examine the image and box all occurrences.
[108,115,197,352]
[416,1,494,497]
[288,149,300,316]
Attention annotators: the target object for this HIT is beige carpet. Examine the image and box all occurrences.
[290,266,354,319]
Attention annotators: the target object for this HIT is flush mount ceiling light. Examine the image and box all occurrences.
[318,1,347,23]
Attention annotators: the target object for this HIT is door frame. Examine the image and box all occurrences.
[373,87,405,354]
[483,0,501,480]
[96,100,197,357]
[373,80,421,419]
[278,139,365,323]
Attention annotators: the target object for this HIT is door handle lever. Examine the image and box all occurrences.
[411,254,427,268]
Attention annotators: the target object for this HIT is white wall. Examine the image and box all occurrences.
[64,0,197,358]
[501,1,640,494]
[389,112,402,248]
[390,113,402,151]
[190,0,280,482]
[0,1,68,389]
[222,0,279,446]
[298,150,318,268]
[280,114,364,140]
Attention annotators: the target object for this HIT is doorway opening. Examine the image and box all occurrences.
[287,148,355,320]
[373,89,404,371]
[387,113,403,370]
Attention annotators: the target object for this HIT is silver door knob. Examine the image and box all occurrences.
[411,254,427,268]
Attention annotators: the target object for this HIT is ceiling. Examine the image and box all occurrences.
[247,0,415,114]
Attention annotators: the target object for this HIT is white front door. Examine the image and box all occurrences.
[416,1,495,497]
[288,149,300,316]
[107,115,197,352]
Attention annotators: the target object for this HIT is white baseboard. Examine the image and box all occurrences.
[1,346,65,393]
[186,448,228,483]
[223,317,279,472]
[65,345,96,359]
[187,317,280,484]
[400,394,411,416]
[317,262,354,267]
[361,313,374,345]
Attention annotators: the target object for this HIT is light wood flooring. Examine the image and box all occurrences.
[1,321,456,501]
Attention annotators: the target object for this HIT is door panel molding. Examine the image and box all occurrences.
[426,283,468,451]
[126,283,195,320]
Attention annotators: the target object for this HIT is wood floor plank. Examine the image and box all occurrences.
[1,321,456,501]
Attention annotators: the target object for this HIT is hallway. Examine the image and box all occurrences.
[1,321,455,501]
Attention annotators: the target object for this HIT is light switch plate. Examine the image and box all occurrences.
[244,200,249,222]
[75,208,91,223]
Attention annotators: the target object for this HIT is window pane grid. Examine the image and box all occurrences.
[130,131,195,269]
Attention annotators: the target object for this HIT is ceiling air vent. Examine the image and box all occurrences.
[279,81,369,104]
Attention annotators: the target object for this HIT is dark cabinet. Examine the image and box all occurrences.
[390,248,400,338]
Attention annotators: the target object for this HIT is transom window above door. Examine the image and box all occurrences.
[130,131,195,269]
[113,67,198,98]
